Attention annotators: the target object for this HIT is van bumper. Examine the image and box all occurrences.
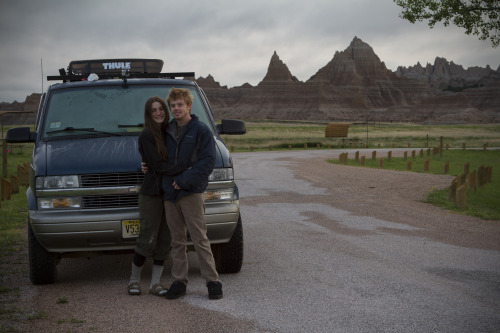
[28,200,239,254]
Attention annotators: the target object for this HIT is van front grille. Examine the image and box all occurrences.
[83,194,139,209]
[80,172,144,209]
[81,172,144,188]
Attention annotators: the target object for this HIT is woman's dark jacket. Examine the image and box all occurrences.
[161,114,216,202]
[138,128,184,196]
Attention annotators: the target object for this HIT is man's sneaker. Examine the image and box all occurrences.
[207,281,223,300]
[165,281,186,299]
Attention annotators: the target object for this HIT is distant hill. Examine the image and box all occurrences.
[3,37,499,125]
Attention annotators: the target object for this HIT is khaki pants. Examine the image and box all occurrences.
[164,193,219,283]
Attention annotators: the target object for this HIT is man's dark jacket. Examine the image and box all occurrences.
[162,114,216,202]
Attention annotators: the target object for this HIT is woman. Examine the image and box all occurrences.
[127,96,184,296]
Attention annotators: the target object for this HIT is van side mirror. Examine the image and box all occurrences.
[6,127,36,143]
[216,119,246,135]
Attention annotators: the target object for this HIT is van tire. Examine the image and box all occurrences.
[28,221,56,284]
[213,214,243,274]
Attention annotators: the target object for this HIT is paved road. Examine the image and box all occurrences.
[21,149,500,332]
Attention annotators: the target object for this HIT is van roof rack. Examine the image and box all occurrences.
[47,58,195,82]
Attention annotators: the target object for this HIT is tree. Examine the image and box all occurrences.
[394,0,500,47]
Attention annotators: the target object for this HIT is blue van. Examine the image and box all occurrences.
[6,59,245,284]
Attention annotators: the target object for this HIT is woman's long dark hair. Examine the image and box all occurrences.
[144,96,169,160]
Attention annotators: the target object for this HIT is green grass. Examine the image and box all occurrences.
[220,121,500,151]
[328,149,500,220]
[0,191,28,251]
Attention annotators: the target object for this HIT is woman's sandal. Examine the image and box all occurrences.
[127,282,141,296]
[149,283,168,296]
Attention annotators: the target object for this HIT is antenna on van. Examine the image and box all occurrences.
[40,58,44,93]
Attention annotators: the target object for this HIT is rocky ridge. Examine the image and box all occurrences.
[3,37,499,124]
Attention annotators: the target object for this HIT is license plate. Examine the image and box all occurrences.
[122,219,140,238]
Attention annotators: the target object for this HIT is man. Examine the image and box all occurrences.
[161,87,222,300]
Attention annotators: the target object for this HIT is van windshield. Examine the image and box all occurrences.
[42,85,212,139]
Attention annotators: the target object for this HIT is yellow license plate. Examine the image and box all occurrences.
[122,219,140,238]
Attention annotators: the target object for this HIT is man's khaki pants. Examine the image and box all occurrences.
[164,193,219,283]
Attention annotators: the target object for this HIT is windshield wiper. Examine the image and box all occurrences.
[46,127,124,136]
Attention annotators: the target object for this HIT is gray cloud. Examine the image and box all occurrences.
[0,0,498,102]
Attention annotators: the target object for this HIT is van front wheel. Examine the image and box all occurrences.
[28,220,56,284]
[212,214,243,274]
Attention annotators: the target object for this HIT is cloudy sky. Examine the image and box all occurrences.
[1,0,499,103]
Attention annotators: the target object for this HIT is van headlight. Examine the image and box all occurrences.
[36,175,81,209]
[38,197,81,209]
[36,175,80,189]
[208,168,233,181]
[204,189,234,201]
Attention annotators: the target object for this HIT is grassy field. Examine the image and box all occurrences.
[221,121,500,151]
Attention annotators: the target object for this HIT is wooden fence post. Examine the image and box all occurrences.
[10,174,19,194]
[460,173,467,186]
[403,151,407,160]
[407,161,412,170]
[469,170,477,192]
[360,156,365,166]
[355,151,359,162]
[444,161,449,174]
[1,178,11,201]
[464,162,470,176]
[478,165,485,187]
[486,166,493,183]
[372,151,376,161]
[456,184,466,209]
[424,158,430,172]
[449,177,458,202]
[387,151,392,161]
[379,158,384,168]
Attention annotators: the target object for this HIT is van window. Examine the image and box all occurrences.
[42,85,212,139]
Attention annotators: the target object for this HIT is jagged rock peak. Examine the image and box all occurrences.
[396,56,497,90]
[308,36,389,84]
[196,74,227,89]
[258,51,299,85]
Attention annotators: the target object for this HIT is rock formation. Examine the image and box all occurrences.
[201,36,498,123]
[0,93,39,126]
[3,37,499,124]
[396,57,496,91]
